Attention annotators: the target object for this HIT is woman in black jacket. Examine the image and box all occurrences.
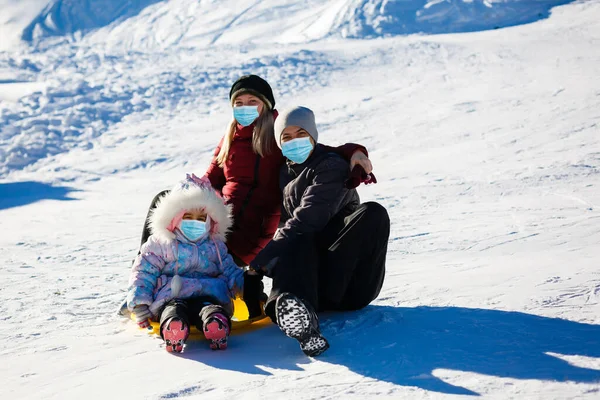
[250,106,390,356]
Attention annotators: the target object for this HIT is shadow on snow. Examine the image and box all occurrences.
[0,181,78,210]
[182,305,600,396]
[345,0,576,37]
[22,0,164,42]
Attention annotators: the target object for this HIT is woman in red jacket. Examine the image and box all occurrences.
[137,75,373,316]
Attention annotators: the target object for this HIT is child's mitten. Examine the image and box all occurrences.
[134,305,152,329]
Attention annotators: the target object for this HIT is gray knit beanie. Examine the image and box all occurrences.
[274,106,319,149]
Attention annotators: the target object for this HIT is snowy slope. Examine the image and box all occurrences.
[0,0,578,175]
[1,0,600,399]
[4,0,577,50]
[0,0,48,51]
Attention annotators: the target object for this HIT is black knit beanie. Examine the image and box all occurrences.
[229,75,275,109]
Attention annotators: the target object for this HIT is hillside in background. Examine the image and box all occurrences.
[0,0,579,176]
[3,0,576,51]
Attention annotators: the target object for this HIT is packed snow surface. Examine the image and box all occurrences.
[1,0,599,399]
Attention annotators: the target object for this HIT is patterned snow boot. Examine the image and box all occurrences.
[275,293,329,357]
[203,313,230,350]
[161,318,189,353]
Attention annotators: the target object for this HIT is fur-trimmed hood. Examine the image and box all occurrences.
[149,174,232,243]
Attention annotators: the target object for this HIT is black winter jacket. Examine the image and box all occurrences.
[251,144,360,271]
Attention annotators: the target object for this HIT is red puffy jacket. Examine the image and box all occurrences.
[204,110,366,265]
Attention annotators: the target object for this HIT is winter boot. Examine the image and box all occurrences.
[161,318,189,353]
[275,293,329,357]
[202,313,230,350]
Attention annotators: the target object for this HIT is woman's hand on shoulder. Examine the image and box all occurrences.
[347,151,377,189]
[350,150,373,174]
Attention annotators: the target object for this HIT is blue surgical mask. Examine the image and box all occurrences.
[233,106,259,126]
[281,137,314,164]
[179,220,207,241]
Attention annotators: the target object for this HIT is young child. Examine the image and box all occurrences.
[127,174,244,353]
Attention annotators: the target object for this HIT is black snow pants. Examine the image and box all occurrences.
[159,297,230,339]
[265,201,390,320]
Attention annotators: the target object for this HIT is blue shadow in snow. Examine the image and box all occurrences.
[182,306,600,396]
[22,0,164,42]
[342,0,575,36]
[0,181,78,210]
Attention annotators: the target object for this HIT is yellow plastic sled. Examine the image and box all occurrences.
[132,297,270,338]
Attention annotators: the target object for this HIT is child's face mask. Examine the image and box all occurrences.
[179,220,207,241]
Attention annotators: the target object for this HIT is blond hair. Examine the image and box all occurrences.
[216,108,275,167]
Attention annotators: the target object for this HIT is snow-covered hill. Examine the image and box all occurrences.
[3,0,577,51]
[1,0,599,399]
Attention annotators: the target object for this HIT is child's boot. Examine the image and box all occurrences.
[200,306,231,350]
[275,293,329,357]
[161,318,189,353]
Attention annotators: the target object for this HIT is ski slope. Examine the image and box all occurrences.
[1,0,600,399]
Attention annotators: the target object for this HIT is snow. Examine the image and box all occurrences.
[0,0,49,51]
[1,0,600,399]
